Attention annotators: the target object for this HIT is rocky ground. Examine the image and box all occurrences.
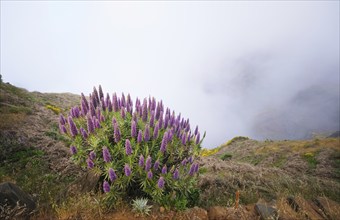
[0,82,339,219]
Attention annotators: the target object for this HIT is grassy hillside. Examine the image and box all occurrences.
[199,136,340,207]
[0,82,82,217]
[1,82,339,219]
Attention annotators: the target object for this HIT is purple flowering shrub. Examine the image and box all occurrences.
[59,86,204,208]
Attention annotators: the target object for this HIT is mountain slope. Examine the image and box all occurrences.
[1,82,339,219]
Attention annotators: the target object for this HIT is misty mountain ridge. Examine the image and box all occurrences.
[252,84,339,140]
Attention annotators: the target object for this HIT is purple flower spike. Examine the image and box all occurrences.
[162,165,167,174]
[188,156,193,164]
[155,103,161,120]
[81,99,88,116]
[98,85,104,99]
[188,163,195,176]
[103,147,112,163]
[59,114,66,125]
[147,170,153,179]
[139,154,144,167]
[112,92,118,112]
[90,101,96,117]
[81,93,89,109]
[194,163,199,173]
[89,151,96,160]
[153,160,160,170]
[158,111,163,128]
[121,108,126,119]
[87,158,94,169]
[124,164,131,177]
[150,111,155,128]
[59,124,67,134]
[112,117,117,127]
[164,114,169,128]
[109,168,117,182]
[142,98,148,122]
[101,97,106,111]
[114,123,121,143]
[181,133,187,145]
[153,123,159,139]
[173,169,179,180]
[160,132,168,153]
[80,127,88,139]
[125,139,132,155]
[194,125,198,135]
[187,131,191,143]
[133,112,138,122]
[121,92,126,107]
[107,95,113,112]
[117,98,121,110]
[126,103,132,114]
[131,120,137,137]
[157,177,165,189]
[95,119,101,129]
[103,181,110,193]
[93,87,100,107]
[87,115,94,134]
[70,145,77,155]
[127,94,132,106]
[196,132,200,145]
[144,124,150,142]
[145,155,152,171]
[68,116,78,137]
[137,130,143,144]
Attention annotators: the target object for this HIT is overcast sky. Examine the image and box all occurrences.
[1,1,339,148]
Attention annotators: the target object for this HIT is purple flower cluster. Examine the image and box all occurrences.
[60,85,204,199]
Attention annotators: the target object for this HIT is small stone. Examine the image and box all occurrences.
[160,206,165,213]
[255,203,278,220]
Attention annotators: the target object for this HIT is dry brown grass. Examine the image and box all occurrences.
[0,112,27,130]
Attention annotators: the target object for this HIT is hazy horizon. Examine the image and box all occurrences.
[1,1,339,148]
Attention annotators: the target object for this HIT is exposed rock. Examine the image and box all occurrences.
[314,197,340,220]
[254,203,278,220]
[0,182,36,219]
[208,206,228,220]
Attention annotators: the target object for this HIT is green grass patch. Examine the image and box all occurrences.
[239,154,264,166]
[199,167,208,174]
[0,147,76,208]
[273,155,287,168]
[302,152,318,169]
[224,136,249,146]
[219,153,232,161]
